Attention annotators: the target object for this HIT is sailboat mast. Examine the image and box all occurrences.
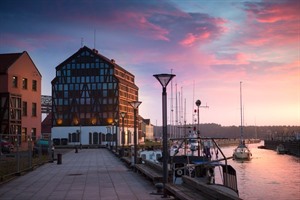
[170,69,174,138]
[240,81,243,141]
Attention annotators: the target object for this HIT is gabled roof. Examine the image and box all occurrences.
[55,46,133,75]
[0,52,23,73]
[0,51,42,77]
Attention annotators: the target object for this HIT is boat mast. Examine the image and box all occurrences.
[170,69,174,138]
[240,81,243,142]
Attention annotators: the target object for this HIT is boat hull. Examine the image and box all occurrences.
[233,145,252,160]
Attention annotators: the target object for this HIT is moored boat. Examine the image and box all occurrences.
[276,144,286,154]
[168,136,240,198]
[233,82,252,161]
[233,141,252,160]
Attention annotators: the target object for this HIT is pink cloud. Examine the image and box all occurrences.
[111,11,171,41]
[245,0,299,23]
[179,31,211,47]
[241,0,299,47]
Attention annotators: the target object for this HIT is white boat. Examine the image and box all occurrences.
[139,149,162,163]
[276,144,286,154]
[233,82,252,161]
[233,141,252,160]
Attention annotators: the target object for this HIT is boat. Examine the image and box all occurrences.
[139,149,162,163]
[233,141,252,160]
[276,144,286,154]
[135,133,240,198]
[169,136,240,198]
[233,82,252,161]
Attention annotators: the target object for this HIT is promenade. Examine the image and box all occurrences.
[0,148,168,200]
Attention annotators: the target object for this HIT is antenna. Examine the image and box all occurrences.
[81,37,84,47]
[94,29,96,49]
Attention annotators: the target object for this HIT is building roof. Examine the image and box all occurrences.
[0,52,23,73]
[0,51,42,77]
[52,46,138,89]
[55,46,134,76]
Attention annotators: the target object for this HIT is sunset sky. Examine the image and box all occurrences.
[0,0,299,126]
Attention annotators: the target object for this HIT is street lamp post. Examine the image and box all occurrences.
[114,119,119,153]
[120,112,126,148]
[153,73,176,198]
[129,101,142,165]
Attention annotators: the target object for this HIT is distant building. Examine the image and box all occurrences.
[140,118,154,142]
[51,46,140,146]
[0,51,42,148]
[41,112,52,140]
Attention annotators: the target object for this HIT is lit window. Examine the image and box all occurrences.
[12,76,18,88]
[22,78,28,89]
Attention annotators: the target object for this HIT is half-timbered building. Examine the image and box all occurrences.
[51,46,139,147]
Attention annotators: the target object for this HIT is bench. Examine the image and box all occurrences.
[166,175,241,200]
[135,163,163,183]
[120,157,131,167]
[165,182,208,200]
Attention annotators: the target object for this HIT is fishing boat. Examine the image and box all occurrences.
[233,82,252,161]
[168,136,240,199]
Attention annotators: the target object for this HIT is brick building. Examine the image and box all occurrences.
[0,51,42,148]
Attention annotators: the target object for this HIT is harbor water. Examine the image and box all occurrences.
[216,141,300,200]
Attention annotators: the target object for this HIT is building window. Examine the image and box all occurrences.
[32,80,37,91]
[12,76,18,88]
[31,128,36,141]
[22,128,27,142]
[32,103,37,116]
[22,78,28,89]
[22,101,27,116]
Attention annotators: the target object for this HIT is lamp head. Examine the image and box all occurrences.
[129,101,142,109]
[153,73,176,88]
[196,100,201,107]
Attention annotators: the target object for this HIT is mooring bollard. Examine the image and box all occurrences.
[155,183,164,194]
[57,153,62,165]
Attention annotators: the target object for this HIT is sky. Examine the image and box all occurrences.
[0,0,299,126]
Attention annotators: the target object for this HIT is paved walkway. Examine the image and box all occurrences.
[0,148,168,200]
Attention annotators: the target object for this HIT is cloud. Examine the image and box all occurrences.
[244,0,299,23]
[241,0,299,47]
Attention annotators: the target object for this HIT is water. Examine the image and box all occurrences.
[217,141,300,200]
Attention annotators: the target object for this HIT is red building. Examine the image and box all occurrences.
[0,51,42,148]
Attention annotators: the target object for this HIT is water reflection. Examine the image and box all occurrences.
[219,141,300,200]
